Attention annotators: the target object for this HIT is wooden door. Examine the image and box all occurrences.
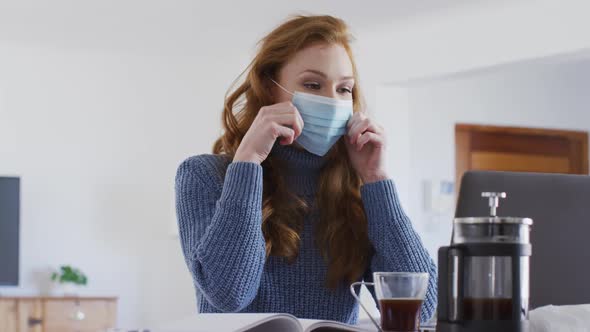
[456,124,589,184]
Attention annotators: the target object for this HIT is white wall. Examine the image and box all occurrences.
[0,41,251,327]
[377,58,590,258]
[355,0,590,109]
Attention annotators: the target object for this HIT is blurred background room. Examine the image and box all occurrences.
[1,0,589,330]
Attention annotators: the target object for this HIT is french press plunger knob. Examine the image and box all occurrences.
[481,192,506,217]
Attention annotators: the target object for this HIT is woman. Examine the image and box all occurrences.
[175,15,437,324]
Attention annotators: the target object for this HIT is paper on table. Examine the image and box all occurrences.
[153,313,301,332]
[529,304,590,332]
[145,312,434,332]
[299,317,378,332]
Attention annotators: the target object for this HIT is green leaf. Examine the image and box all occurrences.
[52,265,87,285]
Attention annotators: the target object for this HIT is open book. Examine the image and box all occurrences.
[155,313,436,332]
[155,313,378,332]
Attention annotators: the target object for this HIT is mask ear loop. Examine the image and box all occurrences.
[268,76,294,96]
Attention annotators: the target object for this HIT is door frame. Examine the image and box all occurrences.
[455,124,589,185]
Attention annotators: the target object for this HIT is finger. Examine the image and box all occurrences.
[349,117,370,144]
[346,113,362,142]
[346,112,361,129]
[290,106,304,139]
[352,116,383,136]
[295,108,304,136]
[272,103,304,138]
[277,101,296,109]
[356,132,385,151]
[271,123,296,145]
[270,113,303,138]
[272,101,298,114]
[350,118,384,144]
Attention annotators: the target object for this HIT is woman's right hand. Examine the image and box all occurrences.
[233,101,304,164]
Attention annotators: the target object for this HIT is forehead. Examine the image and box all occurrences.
[281,43,354,78]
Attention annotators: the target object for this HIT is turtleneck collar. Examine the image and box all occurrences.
[269,140,329,173]
[268,140,329,195]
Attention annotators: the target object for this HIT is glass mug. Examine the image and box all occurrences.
[350,272,429,332]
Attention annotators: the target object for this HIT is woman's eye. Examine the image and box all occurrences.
[338,87,352,94]
[303,82,321,90]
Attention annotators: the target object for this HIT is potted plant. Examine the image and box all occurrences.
[50,265,88,296]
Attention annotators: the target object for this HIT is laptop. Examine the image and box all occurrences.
[455,171,590,309]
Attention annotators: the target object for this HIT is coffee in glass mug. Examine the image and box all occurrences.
[350,272,429,332]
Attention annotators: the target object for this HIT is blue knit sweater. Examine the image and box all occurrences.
[175,142,437,324]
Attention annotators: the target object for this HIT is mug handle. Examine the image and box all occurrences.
[350,281,382,332]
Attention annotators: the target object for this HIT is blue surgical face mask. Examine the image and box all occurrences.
[270,78,353,156]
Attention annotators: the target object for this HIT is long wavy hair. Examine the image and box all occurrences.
[212,15,373,289]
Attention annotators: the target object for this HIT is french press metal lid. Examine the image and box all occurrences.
[453,192,533,244]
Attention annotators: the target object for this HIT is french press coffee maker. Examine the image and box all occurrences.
[436,192,533,332]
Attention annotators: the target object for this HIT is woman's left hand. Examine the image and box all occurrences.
[345,112,389,184]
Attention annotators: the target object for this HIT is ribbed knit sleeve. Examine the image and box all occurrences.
[175,156,267,312]
[360,179,438,323]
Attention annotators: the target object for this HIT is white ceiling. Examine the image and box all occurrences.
[0,0,489,56]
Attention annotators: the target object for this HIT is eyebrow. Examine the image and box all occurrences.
[299,69,354,81]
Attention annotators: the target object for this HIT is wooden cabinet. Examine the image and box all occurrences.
[0,297,117,332]
[0,300,18,332]
[455,124,589,184]
[16,299,42,332]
